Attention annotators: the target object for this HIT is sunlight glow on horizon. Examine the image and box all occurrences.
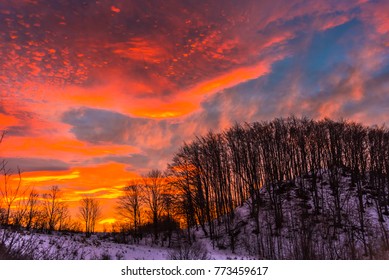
[20,171,81,182]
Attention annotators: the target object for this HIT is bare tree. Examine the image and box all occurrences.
[42,186,65,232]
[116,181,142,243]
[57,203,70,231]
[25,189,40,230]
[79,197,102,237]
[143,169,165,244]
[0,162,24,225]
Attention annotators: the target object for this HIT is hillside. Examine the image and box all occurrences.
[195,169,389,259]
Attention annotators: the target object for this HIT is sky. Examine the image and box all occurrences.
[1,0,389,226]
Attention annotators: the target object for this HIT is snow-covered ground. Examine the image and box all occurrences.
[0,228,250,260]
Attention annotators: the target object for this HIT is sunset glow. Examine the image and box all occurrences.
[1,0,389,227]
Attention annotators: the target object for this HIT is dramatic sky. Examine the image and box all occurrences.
[1,0,389,226]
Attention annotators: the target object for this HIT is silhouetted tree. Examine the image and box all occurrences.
[42,186,66,232]
[79,197,102,237]
[116,182,142,242]
[143,169,165,243]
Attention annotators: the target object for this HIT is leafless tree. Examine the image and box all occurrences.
[143,169,165,243]
[25,189,40,230]
[116,182,142,242]
[42,186,66,232]
[79,197,102,237]
[0,162,25,225]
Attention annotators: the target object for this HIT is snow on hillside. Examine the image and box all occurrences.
[198,169,389,259]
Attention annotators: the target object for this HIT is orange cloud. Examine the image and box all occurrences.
[19,162,137,214]
[111,6,121,13]
[0,113,19,129]
[109,38,166,63]
[99,218,116,225]
[21,171,80,183]
[131,100,198,118]
[186,59,275,98]
[0,136,139,161]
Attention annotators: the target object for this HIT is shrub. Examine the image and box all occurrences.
[169,241,209,260]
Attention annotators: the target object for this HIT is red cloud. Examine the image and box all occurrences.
[111,6,121,13]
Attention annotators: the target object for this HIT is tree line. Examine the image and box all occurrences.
[165,117,389,258]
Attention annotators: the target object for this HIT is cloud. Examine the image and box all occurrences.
[21,162,138,196]
[61,107,150,145]
[3,125,31,136]
[3,157,70,173]
[60,106,230,169]
[3,0,388,152]
[0,103,6,114]
[61,107,178,150]
[21,171,80,183]
[178,16,389,131]
[90,153,150,168]
[0,0,362,120]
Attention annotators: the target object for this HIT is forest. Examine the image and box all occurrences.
[1,117,389,259]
